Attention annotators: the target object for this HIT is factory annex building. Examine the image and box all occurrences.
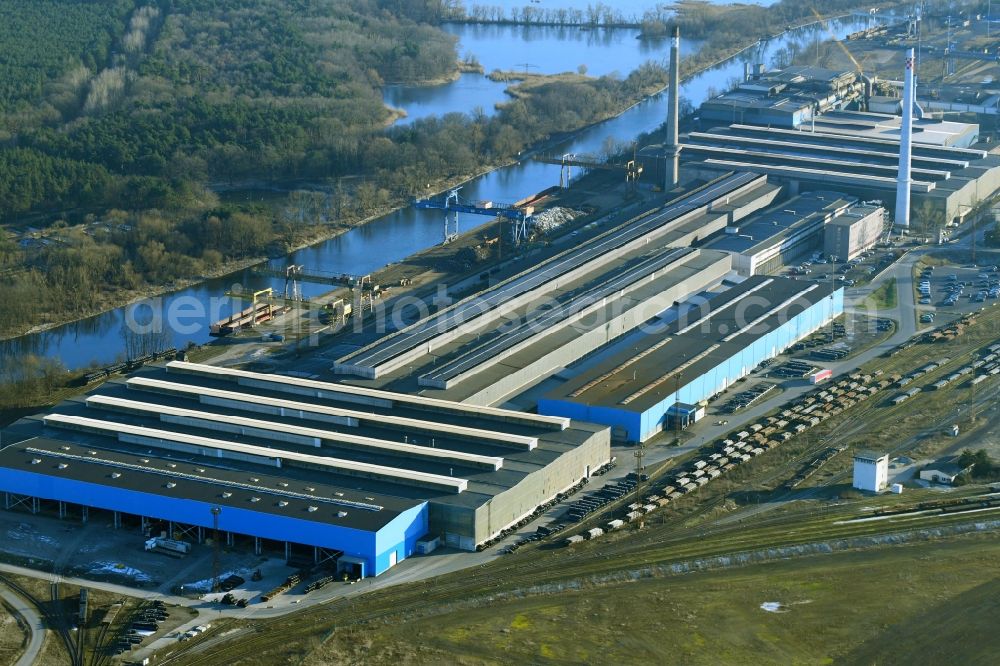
[0,362,609,576]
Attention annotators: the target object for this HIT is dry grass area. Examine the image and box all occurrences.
[35,632,69,666]
[0,603,27,666]
[296,536,1000,666]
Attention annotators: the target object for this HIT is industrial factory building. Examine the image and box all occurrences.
[333,173,766,381]
[681,120,1000,225]
[699,66,862,129]
[332,172,799,406]
[418,247,734,406]
[701,191,860,276]
[538,277,844,442]
[824,204,885,261]
[810,110,979,148]
[0,362,610,573]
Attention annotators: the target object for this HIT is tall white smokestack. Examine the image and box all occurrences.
[895,48,915,228]
[665,26,681,189]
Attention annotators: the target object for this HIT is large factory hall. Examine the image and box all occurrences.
[3,33,999,580]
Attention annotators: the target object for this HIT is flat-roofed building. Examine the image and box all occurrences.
[700,90,818,129]
[537,277,844,442]
[824,204,886,261]
[852,450,889,492]
[681,119,999,226]
[702,191,855,276]
[918,456,974,485]
[0,362,610,564]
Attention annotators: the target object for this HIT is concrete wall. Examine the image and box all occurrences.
[429,426,610,550]
[709,185,783,226]
[471,427,610,546]
[825,208,884,260]
[726,222,826,277]
[852,458,888,491]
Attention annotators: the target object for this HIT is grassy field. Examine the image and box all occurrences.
[306,536,1000,666]
[161,533,1000,666]
[866,277,897,310]
[156,488,1000,666]
[0,602,26,666]
[841,572,1000,666]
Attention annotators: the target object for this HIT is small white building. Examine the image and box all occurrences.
[918,457,973,485]
[853,450,889,492]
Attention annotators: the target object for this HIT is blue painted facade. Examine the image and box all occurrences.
[539,289,843,442]
[0,470,427,577]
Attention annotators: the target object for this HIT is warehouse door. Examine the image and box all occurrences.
[389,550,398,567]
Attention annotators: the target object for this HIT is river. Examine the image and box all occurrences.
[0,14,871,371]
[385,23,704,126]
[457,0,779,18]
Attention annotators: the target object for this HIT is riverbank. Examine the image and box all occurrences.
[0,11,875,358]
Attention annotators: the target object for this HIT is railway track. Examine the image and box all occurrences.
[573,333,1000,543]
[87,619,112,666]
[672,347,1000,539]
[0,575,82,666]
[173,502,1000,666]
[175,335,1000,664]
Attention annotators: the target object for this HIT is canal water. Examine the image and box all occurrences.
[1,14,871,371]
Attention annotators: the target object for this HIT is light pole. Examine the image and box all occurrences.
[633,443,645,529]
[957,203,977,264]
[210,506,221,593]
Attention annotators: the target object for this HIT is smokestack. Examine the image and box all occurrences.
[895,48,915,228]
[665,26,681,189]
[861,74,873,111]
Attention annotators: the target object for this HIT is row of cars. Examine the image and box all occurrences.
[112,601,171,655]
[495,458,618,554]
[721,383,775,412]
[562,371,895,548]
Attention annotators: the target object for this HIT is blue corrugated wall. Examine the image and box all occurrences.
[0,469,427,576]
[541,289,843,442]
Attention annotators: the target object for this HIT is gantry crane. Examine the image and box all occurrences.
[283,265,303,301]
[533,151,643,192]
[413,187,535,244]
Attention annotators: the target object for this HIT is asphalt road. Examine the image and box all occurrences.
[0,581,44,666]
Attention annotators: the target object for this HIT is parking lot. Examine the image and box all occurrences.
[917,263,1000,320]
[785,247,901,288]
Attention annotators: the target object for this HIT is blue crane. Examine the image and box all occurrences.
[413,187,534,244]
